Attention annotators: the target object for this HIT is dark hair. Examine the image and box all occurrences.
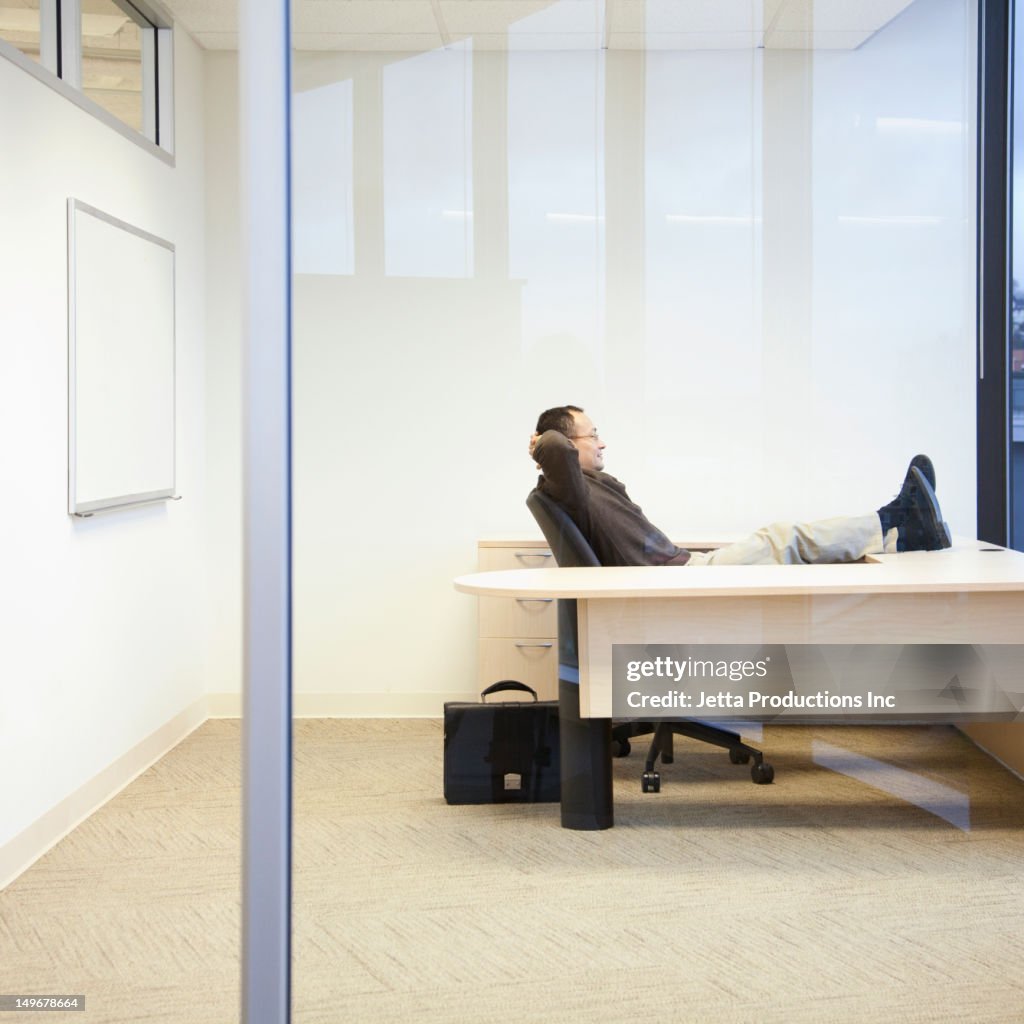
[535,405,583,438]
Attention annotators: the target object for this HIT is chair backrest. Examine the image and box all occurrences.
[525,488,600,684]
[525,488,601,568]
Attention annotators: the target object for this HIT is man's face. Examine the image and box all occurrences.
[569,411,606,472]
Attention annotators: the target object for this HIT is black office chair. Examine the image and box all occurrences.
[526,487,774,792]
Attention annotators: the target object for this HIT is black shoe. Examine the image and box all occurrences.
[909,454,936,492]
[886,467,951,551]
[878,455,937,536]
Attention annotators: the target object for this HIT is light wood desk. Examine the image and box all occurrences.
[455,540,1024,828]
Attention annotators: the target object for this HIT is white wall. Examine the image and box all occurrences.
[0,27,209,855]
[201,0,978,712]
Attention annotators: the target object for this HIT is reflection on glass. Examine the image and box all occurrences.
[808,0,973,523]
[644,49,760,518]
[289,0,979,877]
[294,80,355,275]
[383,41,473,278]
[0,0,42,63]
[813,739,971,830]
[509,50,604,366]
[80,0,149,133]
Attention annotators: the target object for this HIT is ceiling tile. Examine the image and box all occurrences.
[193,31,239,50]
[163,0,238,35]
[641,0,766,34]
[772,0,914,33]
[505,31,602,49]
[764,28,874,49]
[296,1,438,35]
[503,0,603,35]
[609,30,762,50]
[438,1,556,35]
[292,30,446,50]
[159,0,915,52]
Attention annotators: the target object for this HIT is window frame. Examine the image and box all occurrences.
[0,0,174,161]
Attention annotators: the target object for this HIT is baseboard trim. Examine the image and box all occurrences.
[0,698,209,890]
[208,691,471,718]
[957,724,1024,783]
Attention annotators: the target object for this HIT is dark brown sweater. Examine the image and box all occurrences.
[533,430,687,567]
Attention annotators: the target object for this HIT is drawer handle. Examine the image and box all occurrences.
[514,642,554,649]
[515,598,553,605]
[514,550,553,560]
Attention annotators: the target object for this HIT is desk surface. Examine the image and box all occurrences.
[455,540,1024,599]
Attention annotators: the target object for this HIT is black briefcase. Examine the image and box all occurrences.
[443,681,560,804]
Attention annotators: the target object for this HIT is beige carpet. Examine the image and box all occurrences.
[2,719,1023,1023]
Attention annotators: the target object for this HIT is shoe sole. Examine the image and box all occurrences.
[909,454,936,493]
[910,467,951,550]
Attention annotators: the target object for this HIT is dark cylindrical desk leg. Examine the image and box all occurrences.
[558,678,613,830]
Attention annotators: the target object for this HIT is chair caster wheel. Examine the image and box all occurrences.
[612,739,631,758]
[729,749,751,764]
[641,771,661,794]
[751,762,775,784]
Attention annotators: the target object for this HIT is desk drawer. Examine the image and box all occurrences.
[479,637,557,701]
[479,594,556,638]
[479,547,555,572]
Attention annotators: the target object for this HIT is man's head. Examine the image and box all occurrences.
[536,404,606,472]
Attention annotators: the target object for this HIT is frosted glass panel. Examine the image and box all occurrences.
[509,52,604,364]
[644,50,761,520]
[383,43,473,278]
[289,0,979,742]
[294,79,354,276]
[809,0,975,522]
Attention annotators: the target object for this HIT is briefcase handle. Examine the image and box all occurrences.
[481,680,539,702]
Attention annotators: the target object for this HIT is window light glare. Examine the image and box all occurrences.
[665,214,761,225]
[838,215,944,226]
[876,117,963,136]
[545,212,604,223]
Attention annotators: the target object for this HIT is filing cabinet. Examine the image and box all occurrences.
[476,539,558,700]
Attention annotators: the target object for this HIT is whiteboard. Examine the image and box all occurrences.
[68,199,176,516]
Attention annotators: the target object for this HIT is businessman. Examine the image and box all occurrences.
[529,404,951,567]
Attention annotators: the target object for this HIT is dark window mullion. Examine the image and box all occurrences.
[977,0,1013,545]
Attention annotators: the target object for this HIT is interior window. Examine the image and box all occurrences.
[0,0,42,64]
[80,0,152,134]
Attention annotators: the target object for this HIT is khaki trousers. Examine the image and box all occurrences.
[685,513,897,566]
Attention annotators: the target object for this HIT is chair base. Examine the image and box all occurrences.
[611,720,775,789]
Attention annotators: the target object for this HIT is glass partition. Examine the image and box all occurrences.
[290,0,982,1014]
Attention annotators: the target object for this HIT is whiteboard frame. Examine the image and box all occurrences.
[67,198,177,516]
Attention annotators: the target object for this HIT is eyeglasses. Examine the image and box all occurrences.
[571,431,601,442]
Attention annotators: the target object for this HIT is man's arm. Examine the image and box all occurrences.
[530,429,589,511]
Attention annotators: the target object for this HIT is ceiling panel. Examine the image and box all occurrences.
[193,31,239,49]
[609,30,763,50]
[764,28,874,49]
[771,0,915,32]
[494,30,602,48]
[161,0,238,35]
[618,0,770,34]
[159,0,923,52]
[295,0,438,34]
[438,1,557,35]
[292,29,445,48]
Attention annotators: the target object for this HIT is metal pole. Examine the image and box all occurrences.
[240,0,292,1020]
